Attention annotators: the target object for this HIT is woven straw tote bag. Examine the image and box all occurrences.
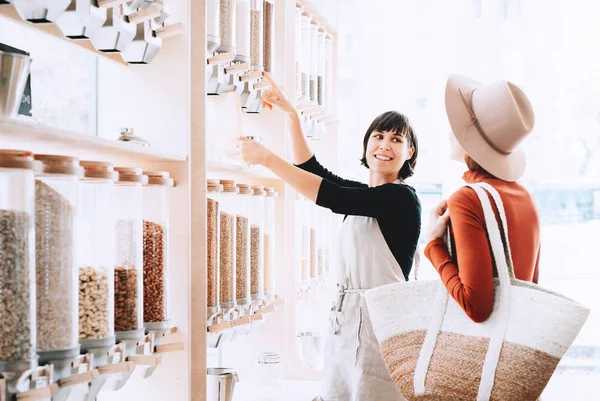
[364,182,590,401]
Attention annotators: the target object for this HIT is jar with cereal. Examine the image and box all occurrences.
[219,180,239,313]
[207,180,222,317]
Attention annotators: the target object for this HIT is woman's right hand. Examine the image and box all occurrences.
[261,72,296,114]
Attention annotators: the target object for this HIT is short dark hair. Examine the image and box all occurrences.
[360,111,418,180]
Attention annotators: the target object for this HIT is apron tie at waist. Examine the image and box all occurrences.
[330,278,368,335]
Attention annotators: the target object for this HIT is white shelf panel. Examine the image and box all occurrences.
[207,159,280,180]
[0,117,187,163]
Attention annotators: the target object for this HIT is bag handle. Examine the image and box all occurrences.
[413,183,514,401]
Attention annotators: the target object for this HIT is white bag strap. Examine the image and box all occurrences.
[413,183,515,401]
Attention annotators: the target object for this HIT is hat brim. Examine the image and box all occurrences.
[445,75,526,182]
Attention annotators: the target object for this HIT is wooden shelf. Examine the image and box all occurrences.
[207,159,280,180]
[0,3,128,66]
[0,117,187,163]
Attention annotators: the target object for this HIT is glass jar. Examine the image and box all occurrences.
[249,0,264,71]
[218,0,236,55]
[219,180,238,312]
[300,10,311,102]
[325,33,334,113]
[309,203,317,284]
[113,167,147,341]
[317,27,327,107]
[263,187,277,296]
[78,161,118,351]
[294,2,303,103]
[0,150,36,371]
[251,351,283,400]
[207,0,221,53]
[142,171,174,331]
[235,0,251,63]
[309,19,319,104]
[262,0,274,73]
[235,183,252,307]
[294,193,303,291]
[207,180,222,316]
[300,198,310,287]
[34,154,81,359]
[249,186,265,300]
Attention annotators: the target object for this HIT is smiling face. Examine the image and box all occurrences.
[360,111,418,184]
[365,130,414,178]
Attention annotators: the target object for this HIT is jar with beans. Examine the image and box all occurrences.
[78,161,118,352]
[235,183,252,308]
[142,171,175,331]
[207,180,222,317]
[113,167,147,342]
[219,180,239,312]
[249,185,266,301]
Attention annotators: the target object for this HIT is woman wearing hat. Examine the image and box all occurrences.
[425,75,541,323]
[237,72,421,400]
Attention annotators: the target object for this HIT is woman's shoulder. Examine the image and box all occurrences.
[377,182,421,208]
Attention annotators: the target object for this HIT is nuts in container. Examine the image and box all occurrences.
[142,171,174,329]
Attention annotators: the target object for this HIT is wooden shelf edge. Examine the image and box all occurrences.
[0,4,128,66]
[0,117,187,163]
[207,159,281,180]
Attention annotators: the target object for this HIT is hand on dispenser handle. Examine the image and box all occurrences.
[261,72,295,114]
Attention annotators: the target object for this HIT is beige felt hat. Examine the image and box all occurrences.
[445,74,535,182]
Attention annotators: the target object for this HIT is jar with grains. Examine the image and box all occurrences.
[300,10,312,102]
[316,205,327,280]
[249,0,263,71]
[113,167,147,342]
[143,171,174,331]
[309,18,319,104]
[235,0,251,63]
[219,180,238,311]
[317,26,327,107]
[207,0,221,53]
[263,187,277,296]
[78,161,118,352]
[309,202,318,284]
[262,0,274,73]
[249,186,265,300]
[34,155,81,361]
[217,0,236,54]
[207,180,222,315]
[0,150,36,370]
[295,2,304,102]
[235,183,252,306]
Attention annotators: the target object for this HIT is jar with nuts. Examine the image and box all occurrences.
[34,154,82,359]
[263,187,277,296]
[219,180,238,312]
[113,167,147,342]
[0,150,37,370]
[77,161,118,351]
[142,171,174,331]
[235,183,252,307]
[207,180,222,317]
[249,185,265,301]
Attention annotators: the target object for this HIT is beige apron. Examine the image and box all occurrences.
[320,200,407,401]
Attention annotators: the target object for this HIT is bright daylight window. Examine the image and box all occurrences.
[336,1,600,399]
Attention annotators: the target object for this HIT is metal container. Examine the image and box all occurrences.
[0,50,31,118]
[15,0,70,23]
[91,1,137,53]
[206,368,239,401]
[122,20,162,64]
[55,0,107,40]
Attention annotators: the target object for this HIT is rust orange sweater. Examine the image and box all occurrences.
[424,171,541,323]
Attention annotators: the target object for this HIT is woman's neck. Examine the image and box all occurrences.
[369,171,400,187]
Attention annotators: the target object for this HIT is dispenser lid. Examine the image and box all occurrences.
[34,154,83,176]
[114,167,148,184]
[80,160,118,181]
[144,171,175,187]
[0,150,35,170]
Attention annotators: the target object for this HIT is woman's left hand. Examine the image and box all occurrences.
[236,137,272,166]
[426,200,451,243]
